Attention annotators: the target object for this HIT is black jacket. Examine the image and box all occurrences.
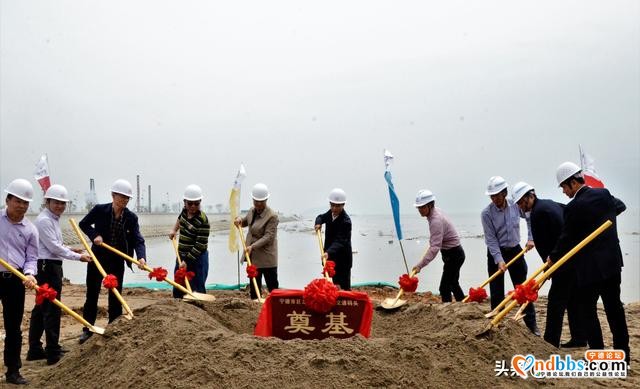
[530,198,566,261]
[549,186,625,286]
[315,210,353,268]
[79,203,146,265]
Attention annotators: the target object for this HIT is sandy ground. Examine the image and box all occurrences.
[0,283,637,388]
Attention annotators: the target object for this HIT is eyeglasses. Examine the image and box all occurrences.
[186,201,201,206]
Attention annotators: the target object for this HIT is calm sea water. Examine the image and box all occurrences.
[61,209,639,303]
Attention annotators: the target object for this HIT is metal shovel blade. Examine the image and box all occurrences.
[90,326,106,335]
[484,310,498,318]
[183,292,216,302]
[123,313,134,320]
[380,297,408,310]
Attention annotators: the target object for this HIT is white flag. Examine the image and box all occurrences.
[34,155,51,192]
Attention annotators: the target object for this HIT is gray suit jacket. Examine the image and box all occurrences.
[241,206,279,268]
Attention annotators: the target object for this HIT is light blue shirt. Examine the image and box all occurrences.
[481,199,532,264]
[0,208,39,275]
[36,208,81,261]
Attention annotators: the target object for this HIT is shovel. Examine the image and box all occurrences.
[99,242,215,302]
[69,219,134,320]
[169,238,215,301]
[0,258,105,335]
[478,220,612,336]
[483,261,548,318]
[462,247,527,303]
[380,269,417,310]
[315,229,333,282]
[236,225,265,303]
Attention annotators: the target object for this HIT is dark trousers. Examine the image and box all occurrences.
[82,254,125,331]
[580,272,630,363]
[487,246,537,331]
[0,272,25,375]
[439,245,465,302]
[28,260,64,355]
[543,269,586,347]
[250,267,279,300]
[173,250,209,298]
[333,262,351,291]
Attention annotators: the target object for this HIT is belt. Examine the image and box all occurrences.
[1,268,22,278]
[40,259,63,265]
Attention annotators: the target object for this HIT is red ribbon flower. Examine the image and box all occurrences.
[511,279,539,304]
[102,274,119,289]
[322,260,336,277]
[467,287,488,303]
[174,268,195,285]
[303,278,339,313]
[35,283,58,305]
[246,264,258,278]
[398,273,419,293]
[148,267,168,282]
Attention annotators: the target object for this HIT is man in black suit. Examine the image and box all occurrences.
[548,162,629,365]
[78,179,146,344]
[512,181,586,348]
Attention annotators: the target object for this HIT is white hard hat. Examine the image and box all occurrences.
[251,183,270,201]
[110,179,133,198]
[183,184,203,201]
[413,189,436,207]
[512,181,534,203]
[328,188,347,204]
[556,161,582,186]
[4,178,34,202]
[44,184,70,202]
[485,176,508,195]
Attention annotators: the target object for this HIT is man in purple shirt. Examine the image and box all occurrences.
[27,184,91,365]
[481,176,539,336]
[411,189,466,302]
[0,179,38,385]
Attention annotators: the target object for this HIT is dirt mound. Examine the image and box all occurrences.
[28,295,627,389]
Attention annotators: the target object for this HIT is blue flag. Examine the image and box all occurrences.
[384,150,403,240]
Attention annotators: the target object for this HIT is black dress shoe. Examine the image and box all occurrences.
[527,326,541,337]
[78,331,93,344]
[561,339,587,348]
[47,353,62,366]
[26,348,47,361]
[6,372,28,385]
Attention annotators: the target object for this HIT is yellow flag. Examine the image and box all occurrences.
[228,164,246,252]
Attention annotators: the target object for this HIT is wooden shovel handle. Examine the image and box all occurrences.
[491,220,612,327]
[171,237,193,293]
[69,219,134,318]
[315,229,333,282]
[0,257,103,334]
[100,242,196,298]
[462,247,527,303]
[236,225,264,302]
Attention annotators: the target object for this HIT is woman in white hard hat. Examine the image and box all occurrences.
[78,179,146,344]
[169,184,210,297]
[234,183,279,300]
[411,189,466,302]
[27,184,92,366]
[314,188,353,290]
[0,179,38,385]
[481,176,539,336]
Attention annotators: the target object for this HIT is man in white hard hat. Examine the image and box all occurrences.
[410,189,466,302]
[481,176,539,335]
[27,184,92,365]
[78,179,146,344]
[234,183,279,299]
[0,179,38,385]
[513,181,586,349]
[548,162,629,365]
[169,184,210,297]
[315,188,353,290]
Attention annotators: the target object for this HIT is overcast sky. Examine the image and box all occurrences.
[1,0,638,216]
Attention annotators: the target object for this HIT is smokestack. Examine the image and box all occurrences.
[136,174,141,213]
[148,185,151,213]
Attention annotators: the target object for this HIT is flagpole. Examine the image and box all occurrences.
[398,240,409,274]
[237,250,241,290]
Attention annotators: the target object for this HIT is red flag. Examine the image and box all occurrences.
[579,146,605,188]
[34,155,51,192]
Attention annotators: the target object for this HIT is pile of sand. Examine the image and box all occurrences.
[28,293,637,388]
